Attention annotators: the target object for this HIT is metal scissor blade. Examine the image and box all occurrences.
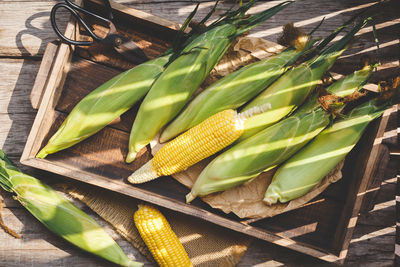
[114,37,149,65]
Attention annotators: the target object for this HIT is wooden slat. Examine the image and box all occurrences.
[332,106,395,261]
[0,58,41,114]
[0,1,69,57]
[396,171,400,266]
[31,41,59,109]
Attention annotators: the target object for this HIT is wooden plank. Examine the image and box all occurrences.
[3,0,399,64]
[360,145,391,213]
[0,113,37,157]
[333,106,395,261]
[20,5,77,164]
[396,170,400,266]
[0,58,41,114]
[0,1,69,57]
[360,105,398,212]
[31,41,59,109]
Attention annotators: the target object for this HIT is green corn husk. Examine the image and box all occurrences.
[126,1,293,162]
[160,43,310,143]
[161,13,364,143]
[186,108,330,202]
[186,65,374,202]
[0,150,142,267]
[35,3,215,159]
[36,55,171,159]
[264,98,391,205]
[237,18,370,141]
[296,64,374,114]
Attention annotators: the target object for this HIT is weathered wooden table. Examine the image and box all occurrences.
[0,0,398,266]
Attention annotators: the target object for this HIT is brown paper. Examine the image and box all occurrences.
[152,139,344,219]
[203,37,285,87]
[151,36,345,220]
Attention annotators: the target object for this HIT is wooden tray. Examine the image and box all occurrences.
[21,0,397,264]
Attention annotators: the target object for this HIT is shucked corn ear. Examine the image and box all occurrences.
[160,32,311,142]
[36,55,171,158]
[134,204,192,267]
[126,1,293,163]
[0,150,142,267]
[237,18,370,141]
[128,105,268,184]
[186,65,374,202]
[161,13,363,143]
[264,80,400,204]
[186,108,330,202]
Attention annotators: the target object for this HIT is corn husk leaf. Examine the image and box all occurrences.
[264,95,396,204]
[0,150,142,267]
[127,1,293,162]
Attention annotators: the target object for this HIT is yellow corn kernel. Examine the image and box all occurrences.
[128,109,245,184]
[134,204,192,267]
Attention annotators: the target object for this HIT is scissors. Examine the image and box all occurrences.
[50,0,149,64]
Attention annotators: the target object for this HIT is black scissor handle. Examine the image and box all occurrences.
[50,0,112,46]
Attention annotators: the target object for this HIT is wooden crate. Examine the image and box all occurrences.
[21,0,396,263]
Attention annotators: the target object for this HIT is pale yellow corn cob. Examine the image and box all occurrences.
[128,106,268,184]
[134,204,192,267]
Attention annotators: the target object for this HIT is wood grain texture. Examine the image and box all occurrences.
[0,0,398,266]
[0,1,69,57]
[0,58,41,114]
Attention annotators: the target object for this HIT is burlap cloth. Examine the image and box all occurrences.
[62,184,250,266]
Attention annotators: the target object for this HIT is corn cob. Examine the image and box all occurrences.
[186,65,374,202]
[126,1,293,163]
[134,204,192,267]
[264,80,400,204]
[36,55,171,159]
[0,150,142,267]
[160,13,364,143]
[128,105,268,184]
[160,38,311,142]
[237,18,370,141]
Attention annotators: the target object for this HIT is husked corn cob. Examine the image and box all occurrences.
[161,14,363,143]
[0,150,142,267]
[35,3,218,159]
[128,106,268,184]
[160,37,311,142]
[186,65,374,202]
[186,108,330,202]
[126,1,293,163]
[134,204,192,267]
[237,18,370,141]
